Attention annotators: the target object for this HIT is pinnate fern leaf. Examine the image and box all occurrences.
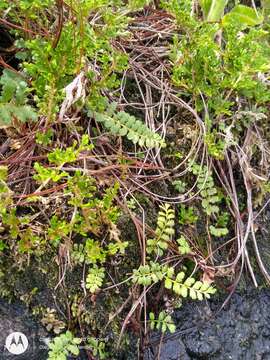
[90,108,166,149]
[147,203,175,256]
[165,270,216,300]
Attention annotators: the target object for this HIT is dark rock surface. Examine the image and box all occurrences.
[144,288,270,360]
[3,288,270,359]
[0,299,48,360]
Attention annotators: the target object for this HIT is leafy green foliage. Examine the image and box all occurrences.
[149,311,176,334]
[12,0,130,118]
[36,129,53,145]
[204,131,226,160]
[133,261,216,300]
[48,135,93,166]
[161,0,196,30]
[177,236,192,255]
[178,205,198,225]
[33,135,93,183]
[191,163,221,216]
[164,269,216,300]
[47,216,71,247]
[222,5,264,28]
[132,262,167,286]
[200,0,228,22]
[209,212,229,237]
[33,163,68,183]
[86,266,105,293]
[0,166,12,250]
[0,166,12,217]
[90,107,166,149]
[190,163,229,237]
[87,337,108,360]
[172,180,186,193]
[167,1,270,123]
[17,227,42,254]
[48,331,81,360]
[72,239,106,265]
[0,70,37,126]
[147,204,175,256]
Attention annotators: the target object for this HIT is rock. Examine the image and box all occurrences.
[145,338,190,360]
[145,288,270,359]
[0,299,48,359]
[184,334,221,359]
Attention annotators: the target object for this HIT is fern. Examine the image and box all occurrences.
[209,212,229,237]
[149,311,176,334]
[164,270,216,300]
[48,331,81,360]
[0,69,37,126]
[85,265,105,293]
[191,163,221,214]
[146,203,175,256]
[190,163,229,236]
[177,235,192,255]
[89,107,166,149]
[132,261,216,300]
[132,262,167,286]
[209,225,228,237]
[0,103,37,126]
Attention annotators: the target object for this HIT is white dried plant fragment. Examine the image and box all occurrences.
[59,71,87,121]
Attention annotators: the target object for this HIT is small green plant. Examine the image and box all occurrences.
[48,331,81,360]
[47,216,71,247]
[33,163,68,183]
[190,163,229,237]
[132,262,168,286]
[85,265,105,293]
[87,337,108,360]
[191,163,221,216]
[146,204,175,256]
[36,129,53,145]
[0,166,12,216]
[149,311,176,334]
[41,308,66,334]
[178,204,198,225]
[172,179,186,193]
[0,70,37,127]
[132,262,216,300]
[177,236,192,255]
[90,106,166,149]
[164,269,216,300]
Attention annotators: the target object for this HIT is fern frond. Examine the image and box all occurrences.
[85,265,105,293]
[132,262,167,286]
[190,163,221,216]
[90,108,166,149]
[165,271,216,300]
[147,203,175,256]
[177,235,192,255]
[149,311,176,334]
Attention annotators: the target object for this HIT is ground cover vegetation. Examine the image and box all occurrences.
[0,0,270,358]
